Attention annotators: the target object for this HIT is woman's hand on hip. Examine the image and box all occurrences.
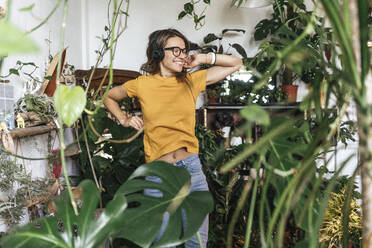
[120,115,143,130]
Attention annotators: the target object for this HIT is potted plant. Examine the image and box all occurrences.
[190,28,248,70]
[250,0,328,103]
[222,78,251,104]
[206,82,225,104]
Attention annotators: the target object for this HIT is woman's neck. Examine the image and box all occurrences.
[159,71,175,78]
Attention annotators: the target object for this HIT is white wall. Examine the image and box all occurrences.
[2,0,273,94]
[83,0,272,70]
[2,0,82,100]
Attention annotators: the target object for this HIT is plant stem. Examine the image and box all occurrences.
[80,117,101,190]
[197,231,204,248]
[58,118,78,215]
[243,173,259,248]
[26,0,63,34]
[227,178,253,248]
[55,0,78,216]
[221,119,292,173]
[4,0,12,23]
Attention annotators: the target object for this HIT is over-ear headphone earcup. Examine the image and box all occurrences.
[151,48,164,61]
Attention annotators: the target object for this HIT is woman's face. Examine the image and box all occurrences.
[159,36,188,76]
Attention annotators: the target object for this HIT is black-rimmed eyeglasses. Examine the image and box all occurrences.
[163,46,188,57]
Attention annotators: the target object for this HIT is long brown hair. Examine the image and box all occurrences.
[140,28,190,80]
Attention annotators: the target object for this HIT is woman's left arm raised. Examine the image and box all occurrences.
[184,53,243,85]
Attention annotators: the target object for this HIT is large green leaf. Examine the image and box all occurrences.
[54,85,86,127]
[240,105,270,126]
[0,22,39,56]
[0,180,128,248]
[116,161,214,248]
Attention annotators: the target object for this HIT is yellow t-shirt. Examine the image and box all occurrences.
[123,70,207,162]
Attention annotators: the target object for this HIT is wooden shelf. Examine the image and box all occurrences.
[202,102,300,110]
[9,125,57,138]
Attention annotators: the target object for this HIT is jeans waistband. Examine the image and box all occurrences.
[173,154,198,166]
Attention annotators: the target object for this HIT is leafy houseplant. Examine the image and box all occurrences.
[221,77,286,105]
[206,82,225,104]
[319,183,362,247]
[191,28,248,69]
[251,0,329,103]
[1,164,214,248]
[194,29,248,104]
[197,29,247,57]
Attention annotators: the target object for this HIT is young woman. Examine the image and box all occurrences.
[104,28,242,248]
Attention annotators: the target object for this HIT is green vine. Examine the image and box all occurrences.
[178,0,210,30]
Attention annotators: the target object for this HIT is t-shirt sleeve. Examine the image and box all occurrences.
[189,69,207,94]
[123,78,139,98]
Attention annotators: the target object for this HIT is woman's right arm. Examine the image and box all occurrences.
[103,85,143,130]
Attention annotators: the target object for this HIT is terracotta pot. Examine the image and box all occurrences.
[281,85,298,103]
[208,97,219,104]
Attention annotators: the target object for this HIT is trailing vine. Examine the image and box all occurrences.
[178,0,210,30]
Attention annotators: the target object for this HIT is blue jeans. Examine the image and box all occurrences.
[144,154,209,248]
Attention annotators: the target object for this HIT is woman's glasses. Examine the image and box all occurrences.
[163,46,188,57]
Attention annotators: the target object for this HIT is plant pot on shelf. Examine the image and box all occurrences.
[208,96,219,104]
[281,85,298,103]
[221,126,231,148]
[206,89,220,104]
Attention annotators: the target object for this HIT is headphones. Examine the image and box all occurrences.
[150,30,196,104]
[151,32,165,62]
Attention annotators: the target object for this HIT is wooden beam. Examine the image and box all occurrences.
[9,125,56,138]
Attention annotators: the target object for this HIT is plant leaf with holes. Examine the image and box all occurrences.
[116,161,214,248]
[203,33,221,43]
[0,180,128,248]
[231,43,247,58]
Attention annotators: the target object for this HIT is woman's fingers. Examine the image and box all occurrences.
[129,116,143,130]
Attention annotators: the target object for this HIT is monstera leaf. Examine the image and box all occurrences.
[0,180,128,248]
[1,163,213,248]
[116,161,214,248]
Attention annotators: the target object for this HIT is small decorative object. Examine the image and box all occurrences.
[2,131,14,152]
[16,113,25,128]
[230,136,242,146]
[214,112,234,148]
[0,6,5,19]
[62,63,76,86]
[0,121,8,132]
[4,112,14,130]
[221,126,231,148]
[0,0,6,19]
